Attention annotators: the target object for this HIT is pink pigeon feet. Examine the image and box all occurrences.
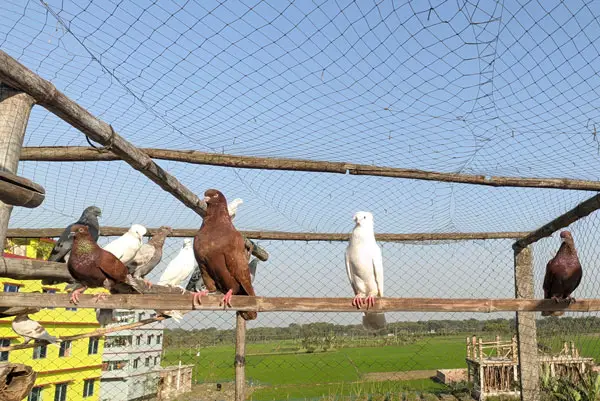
[352,294,365,309]
[221,289,233,308]
[364,295,376,309]
[192,290,209,307]
[93,293,108,303]
[143,279,153,289]
[69,287,87,304]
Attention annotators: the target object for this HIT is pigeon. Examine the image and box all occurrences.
[193,189,257,320]
[157,239,197,290]
[48,206,102,263]
[127,226,173,282]
[103,224,147,265]
[542,230,583,317]
[228,198,243,221]
[67,224,143,304]
[186,257,259,292]
[345,211,386,330]
[12,314,60,347]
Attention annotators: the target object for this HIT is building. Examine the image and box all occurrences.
[157,364,193,401]
[2,238,105,401]
[100,310,164,401]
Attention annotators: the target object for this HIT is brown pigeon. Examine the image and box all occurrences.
[542,230,583,317]
[193,189,257,320]
[67,224,143,304]
[127,226,173,283]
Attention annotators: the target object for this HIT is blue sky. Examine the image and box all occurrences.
[2,0,600,328]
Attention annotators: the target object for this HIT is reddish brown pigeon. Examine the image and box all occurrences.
[193,189,257,320]
[67,224,142,304]
[542,230,583,317]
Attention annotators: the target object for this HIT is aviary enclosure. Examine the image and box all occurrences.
[0,2,600,401]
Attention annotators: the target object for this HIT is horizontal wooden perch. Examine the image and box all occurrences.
[0,293,597,313]
[20,146,600,191]
[0,50,267,262]
[6,228,529,242]
[0,170,44,208]
[515,192,600,249]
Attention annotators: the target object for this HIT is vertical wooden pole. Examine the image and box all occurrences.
[235,313,247,401]
[514,245,540,401]
[0,84,34,247]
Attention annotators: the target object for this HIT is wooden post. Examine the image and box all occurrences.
[235,313,247,401]
[514,246,540,401]
[0,84,34,247]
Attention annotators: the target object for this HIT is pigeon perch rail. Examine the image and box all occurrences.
[0,292,598,313]
[0,50,268,262]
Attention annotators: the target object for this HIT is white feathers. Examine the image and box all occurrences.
[345,211,386,330]
[103,224,147,264]
[228,198,243,221]
[12,314,60,346]
[157,239,197,287]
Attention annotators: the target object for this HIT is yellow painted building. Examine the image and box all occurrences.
[3,238,106,401]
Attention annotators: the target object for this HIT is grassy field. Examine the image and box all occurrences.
[163,333,600,400]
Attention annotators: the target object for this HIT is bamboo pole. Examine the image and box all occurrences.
[6,227,529,242]
[514,193,600,249]
[0,84,35,247]
[235,313,247,401]
[514,246,540,401]
[20,146,600,192]
[0,293,597,313]
[0,50,267,262]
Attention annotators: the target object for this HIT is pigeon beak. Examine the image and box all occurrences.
[68,232,76,238]
[203,196,210,202]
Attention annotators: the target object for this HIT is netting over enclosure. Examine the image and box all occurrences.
[2,1,600,401]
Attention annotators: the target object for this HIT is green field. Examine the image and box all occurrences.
[162,333,600,400]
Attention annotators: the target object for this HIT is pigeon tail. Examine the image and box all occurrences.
[96,309,115,326]
[362,312,386,330]
[158,310,185,322]
[238,311,257,321]
[125,275,145,294]
[39,334,61,347]
[542,310,564,317]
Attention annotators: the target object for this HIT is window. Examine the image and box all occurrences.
[54,384,67,401]
[105,336,131,348]
[42,289,56,309]
[133,358,139,369]
[33,344,47,359]
[154,356,159,366]
[138,312,145,321]
[65,307,77,312]
[58,340,71,358]
[103,361,127,371]
[0,338,10,361]
[3,283,19,293]
[28,386,43,401]
[144,357,150,367]
[156,335,162,345]
[83,380,94,398]
[88,337,99,355]
[147,335,153,345]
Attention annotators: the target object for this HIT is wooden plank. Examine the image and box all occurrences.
[514,246,540,401]
[514,193,600,249]
[6,227,529,242]
[0,50,268,262]
[20,146,600,192]
[0,292,598,313]
[0,84,35,246]
[235,313,247,401]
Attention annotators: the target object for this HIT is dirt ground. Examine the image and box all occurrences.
[361,369,438,381]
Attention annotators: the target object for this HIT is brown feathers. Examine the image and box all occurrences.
[542,231,583,317]
[194,189,257,320]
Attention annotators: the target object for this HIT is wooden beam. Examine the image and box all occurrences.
[19,146,600,192]
[0,293,598,313]
[514,246,540,401]
[235,314,247,401]
[514,193,600,249]
[0,51,267,262]
[6,227,529,242]
[0,84,35,247]
[0,170,44,208]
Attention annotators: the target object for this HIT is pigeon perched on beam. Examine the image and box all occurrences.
[103,224,146,265]
[542,230,583,317]
[127,226,173,282]
[193,189,257,320]
[345,211,386,330]
[12,314,60,347]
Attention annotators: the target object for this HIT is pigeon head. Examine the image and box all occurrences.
[157,226,173,236]
[560,231,573,240]
[204,189,228,207]
[70,224,90,237]
[183,238,193,248]
[83,206,102,218]
[130,224,147,238]
[229,198,243,208]
[353,211,374,226]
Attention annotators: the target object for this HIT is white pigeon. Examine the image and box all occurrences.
[156,238,198,321]
[345,211,386,331]
[228,198,243,221]
[12,314,60,347]
[103,224,147,265]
